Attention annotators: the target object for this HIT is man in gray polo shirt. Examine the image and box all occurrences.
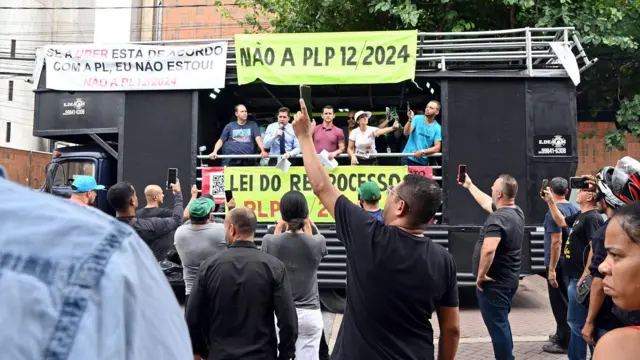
[174,197,226,304]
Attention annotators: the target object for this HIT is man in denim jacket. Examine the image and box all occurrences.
[0,175,192,360]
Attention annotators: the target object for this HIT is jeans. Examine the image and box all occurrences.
[547,266,570,348]
[477,283,517,360]
[400,157,425,166]
[221,158,256,166]
[567,278,594,360]
[295,308,324,360]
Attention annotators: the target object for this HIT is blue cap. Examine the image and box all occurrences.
[71,175,105,193]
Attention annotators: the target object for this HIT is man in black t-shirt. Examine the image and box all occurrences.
[290,99,461,360]
[545,188,603,360]
[460,173,524,360]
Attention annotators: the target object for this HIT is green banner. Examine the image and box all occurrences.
[234,30,417,86]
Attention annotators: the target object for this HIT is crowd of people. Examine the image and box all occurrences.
[1,98,640,360]
[208,101,442,167]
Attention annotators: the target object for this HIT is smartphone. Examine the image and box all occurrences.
[224,190,233,203]
[540,179,550,197]
[457,164,466,183]
[407,101,411,113]
[570,176,589,189]
[299,85,313,121]
[166,168,178,189]
[386,107,391,120]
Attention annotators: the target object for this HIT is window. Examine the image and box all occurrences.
[52,160,96,187]
[8,80,13,101]
[5,122,10,143]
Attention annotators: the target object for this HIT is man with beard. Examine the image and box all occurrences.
[402,101,442,166]
[186,207,298,360]
[68,175,105,207]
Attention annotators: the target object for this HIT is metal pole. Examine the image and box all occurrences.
[525,27,533,76]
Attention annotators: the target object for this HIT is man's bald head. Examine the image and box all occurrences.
[224,207,258,244]
[144,184,164,206]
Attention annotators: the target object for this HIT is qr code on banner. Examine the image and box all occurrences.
[209,172,225,197]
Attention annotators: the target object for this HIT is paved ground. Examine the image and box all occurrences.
[323,275,570,359]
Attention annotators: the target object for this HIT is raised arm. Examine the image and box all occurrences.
[459,174,493,213]
[375,120,399,137]
[542,189,569,228]
[182,184,199,220]
[403,111,415,136]
[292,99,342,217]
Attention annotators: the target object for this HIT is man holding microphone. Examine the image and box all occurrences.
[263,107,302,166]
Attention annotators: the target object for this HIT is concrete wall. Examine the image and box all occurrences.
[0,146,52,189]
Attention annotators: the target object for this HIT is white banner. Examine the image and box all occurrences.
[43,42,228,91]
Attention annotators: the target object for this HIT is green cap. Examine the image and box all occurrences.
[189,197,214,218]
[358,181,381,201]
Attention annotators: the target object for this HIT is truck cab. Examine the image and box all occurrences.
[44,145,117,215]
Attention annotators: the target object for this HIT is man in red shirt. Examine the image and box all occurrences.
[313,105,345,160]
[68,175,105,206]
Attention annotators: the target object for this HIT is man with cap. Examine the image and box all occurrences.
[358,181,383,222]
[174,196,226,305]
[68,175,105,206]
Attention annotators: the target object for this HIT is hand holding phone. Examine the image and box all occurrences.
[457,164,467,184]
[540,179,550,198]
[570,176,589,189]
[299,85,313,121]
[225,190,234,203]
[167,168,178,190]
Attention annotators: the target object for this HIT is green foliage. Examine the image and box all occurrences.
[605,94,640,150]
[220,0,640,151]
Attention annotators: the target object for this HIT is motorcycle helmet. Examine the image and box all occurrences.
[611,156,640,204]
[595,166,626,209]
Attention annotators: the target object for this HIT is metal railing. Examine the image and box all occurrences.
[134,27,595,78]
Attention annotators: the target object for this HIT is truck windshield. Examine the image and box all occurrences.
[52,160,96,187]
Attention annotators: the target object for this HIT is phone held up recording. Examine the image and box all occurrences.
[540,179,549,197]
[166,168,178,190]
[457,164,466,184]
[569,176,589,189]
[300,85,313,122]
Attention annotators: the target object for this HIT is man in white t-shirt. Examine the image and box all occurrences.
[348,111,398,165]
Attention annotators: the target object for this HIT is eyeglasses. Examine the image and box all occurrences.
[387,186,411,211]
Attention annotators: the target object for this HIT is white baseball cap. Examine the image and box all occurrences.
[354,111,372,121]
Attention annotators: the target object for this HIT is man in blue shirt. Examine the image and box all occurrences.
[263,107,302,166]
[402,101,442,166]
[542,177,579,354]
[0,175,192,359]
[210,104,269,166]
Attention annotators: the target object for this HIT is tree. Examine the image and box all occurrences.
[223,0,640,150]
